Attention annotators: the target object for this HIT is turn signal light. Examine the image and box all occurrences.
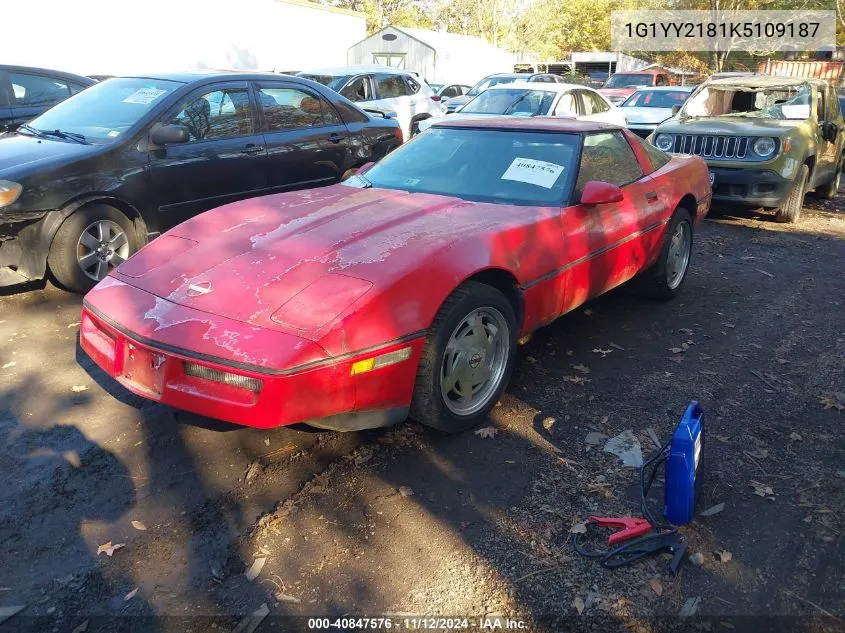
[0,181,22,208]
[183,362,263,392]
[350,346,412,375]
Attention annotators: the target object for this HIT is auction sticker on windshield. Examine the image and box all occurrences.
[501,157,563,189]
[122,88,167,105]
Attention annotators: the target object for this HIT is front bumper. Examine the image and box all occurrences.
[0,212,49,286]
[79,282,424,429]
[707,167,793,207]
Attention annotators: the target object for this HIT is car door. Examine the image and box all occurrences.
[7,71,74,130]
[551,90,579,118]
[559,131,664,311]
[815,84,839,185]
[147,81,267,231]
[255,81,351,191]
[372,73,415,138]
[0,70,12,132]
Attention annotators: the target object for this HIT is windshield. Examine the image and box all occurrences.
[622,90,690,108]
[25,77,181,143]
[344,127,579,206]
[468,76,518,96]
[605,74,652,88]
[462,88,556,116]
[298,74,351,92]
[681,84,811,120]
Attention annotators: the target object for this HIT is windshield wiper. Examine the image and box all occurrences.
[504,93,536,116]
[40,129,90,144]
[17,124,47,138]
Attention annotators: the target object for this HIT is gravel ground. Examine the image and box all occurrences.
[1,196,843,633]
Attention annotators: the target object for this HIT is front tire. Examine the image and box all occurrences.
[775,164,808,223]
[636,207,694,301]
[48,204,138,293]
[410,282,517,433]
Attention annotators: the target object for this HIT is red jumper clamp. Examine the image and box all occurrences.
[589,516,653,545]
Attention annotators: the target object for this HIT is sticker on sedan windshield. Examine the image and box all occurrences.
[501,157,564,189]
[122,88,167,105]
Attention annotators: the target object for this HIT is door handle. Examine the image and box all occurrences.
[328,132,345,143]
[645,191,659,202]
[240,144,264,155]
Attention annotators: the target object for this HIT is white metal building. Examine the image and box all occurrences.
[0,0,366,77]
[347,26,516,85]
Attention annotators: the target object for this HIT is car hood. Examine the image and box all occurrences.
[0,133,95,177]
[656,116,804,136]
[621,107,674,125]
[109,185,523,337]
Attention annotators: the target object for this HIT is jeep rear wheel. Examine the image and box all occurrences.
[775,165,808,224]
[818,166,842,200]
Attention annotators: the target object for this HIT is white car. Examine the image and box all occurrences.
[418,82,627,133]
[298,65,442,141]
[619,86,694,138]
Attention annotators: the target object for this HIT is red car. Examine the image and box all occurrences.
[79,118,711,433]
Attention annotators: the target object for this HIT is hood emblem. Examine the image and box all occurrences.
[187,281,212,296]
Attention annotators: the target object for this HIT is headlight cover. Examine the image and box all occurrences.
[655,134,674,151]
[753,137,777,157]
[0,180,22,208]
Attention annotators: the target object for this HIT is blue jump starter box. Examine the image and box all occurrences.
[663,401,704,525]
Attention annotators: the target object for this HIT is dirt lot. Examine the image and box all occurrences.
[1,198,844,633]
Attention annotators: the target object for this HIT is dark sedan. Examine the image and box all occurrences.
[0,65,96,133]
[0,71,401,292]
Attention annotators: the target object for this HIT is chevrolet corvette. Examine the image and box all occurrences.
[79,118,711,432]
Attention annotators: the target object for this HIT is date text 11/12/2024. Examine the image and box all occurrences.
[306,617,528,629]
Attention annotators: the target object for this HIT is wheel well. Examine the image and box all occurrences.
[677,194,697,215]
[411,113,431,123]
[804,155,816,180]
[464,268,523,324]
[61,197,147,245]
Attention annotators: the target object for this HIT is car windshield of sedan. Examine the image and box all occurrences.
[681,84,811,120]
[462,89,556,116]
[605,74,651,88]
[344,127,580,206]
[23,77,181,143]
[467,76,518,96]
[622,90,690,108]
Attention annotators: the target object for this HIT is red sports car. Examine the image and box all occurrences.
[79,118,711,433]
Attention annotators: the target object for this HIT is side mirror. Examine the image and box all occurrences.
[580,180,624,205]
[824,121,839,142]
[150,124,189,146]
[671,105,682,116]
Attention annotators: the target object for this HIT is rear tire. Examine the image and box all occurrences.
[817,165,842,200]
[410,282,517,433]
[635,207,694,301]
[48,204,138,293]
[775,165,808,223]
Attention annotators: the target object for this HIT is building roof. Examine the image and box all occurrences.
[430,116,619,133]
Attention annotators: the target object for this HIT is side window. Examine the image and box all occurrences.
[258,87,341,131]
[340,77,372,102]
[406,77,421,94]
[9,73,71,108]
[375,74,409,98]
[629,133,671,171]
[553,92,578,116]
[656,75,669,86]
[816,88,825,121]
[827,86,838,120]
[575,132,644,198]
[167,88,252,142]
[441,85,460,99]
[69,83,87,95]
[586,91,610,113]
[332,99,369,124]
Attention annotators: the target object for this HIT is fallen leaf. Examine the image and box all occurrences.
[1,362,16,369]
[745,447,768,460]
[717,550,733,563]
[264,438,270,446]
[679,328,693,335]
[669,347,685,354]
[679,596,701,617]
[526,356,538,364]
[474,426,498,439]
[67,322,81,329]
[71,385,88,393]
[124,587,139,601]
[700,502,725,517]
[570,521,588,534]
[584,431,608,445]
[399,486,414,497]
[776,358,790,365]
[819,394,845,411]
[245,557,266,582]
[70,621,89,633]
[274,592,300,603]
[789,432,803,441]
[573,596,585,615]
[668,356,683,364]
[716,435,730,443]
[96,541,125,556]
[649,578,664,596]
[592,348,613,356]
[542,417,555,430]
[131,520,147,531]
[63,451,81,468]
[583,309,593,316]
[573,363,591,374]
[689,552,705,566]
[232,603,269,633]
[609,342,625,351]
[724,323,736,329]
[563,375,589,385]
[749,480,774,498]
[756,268,775,278]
